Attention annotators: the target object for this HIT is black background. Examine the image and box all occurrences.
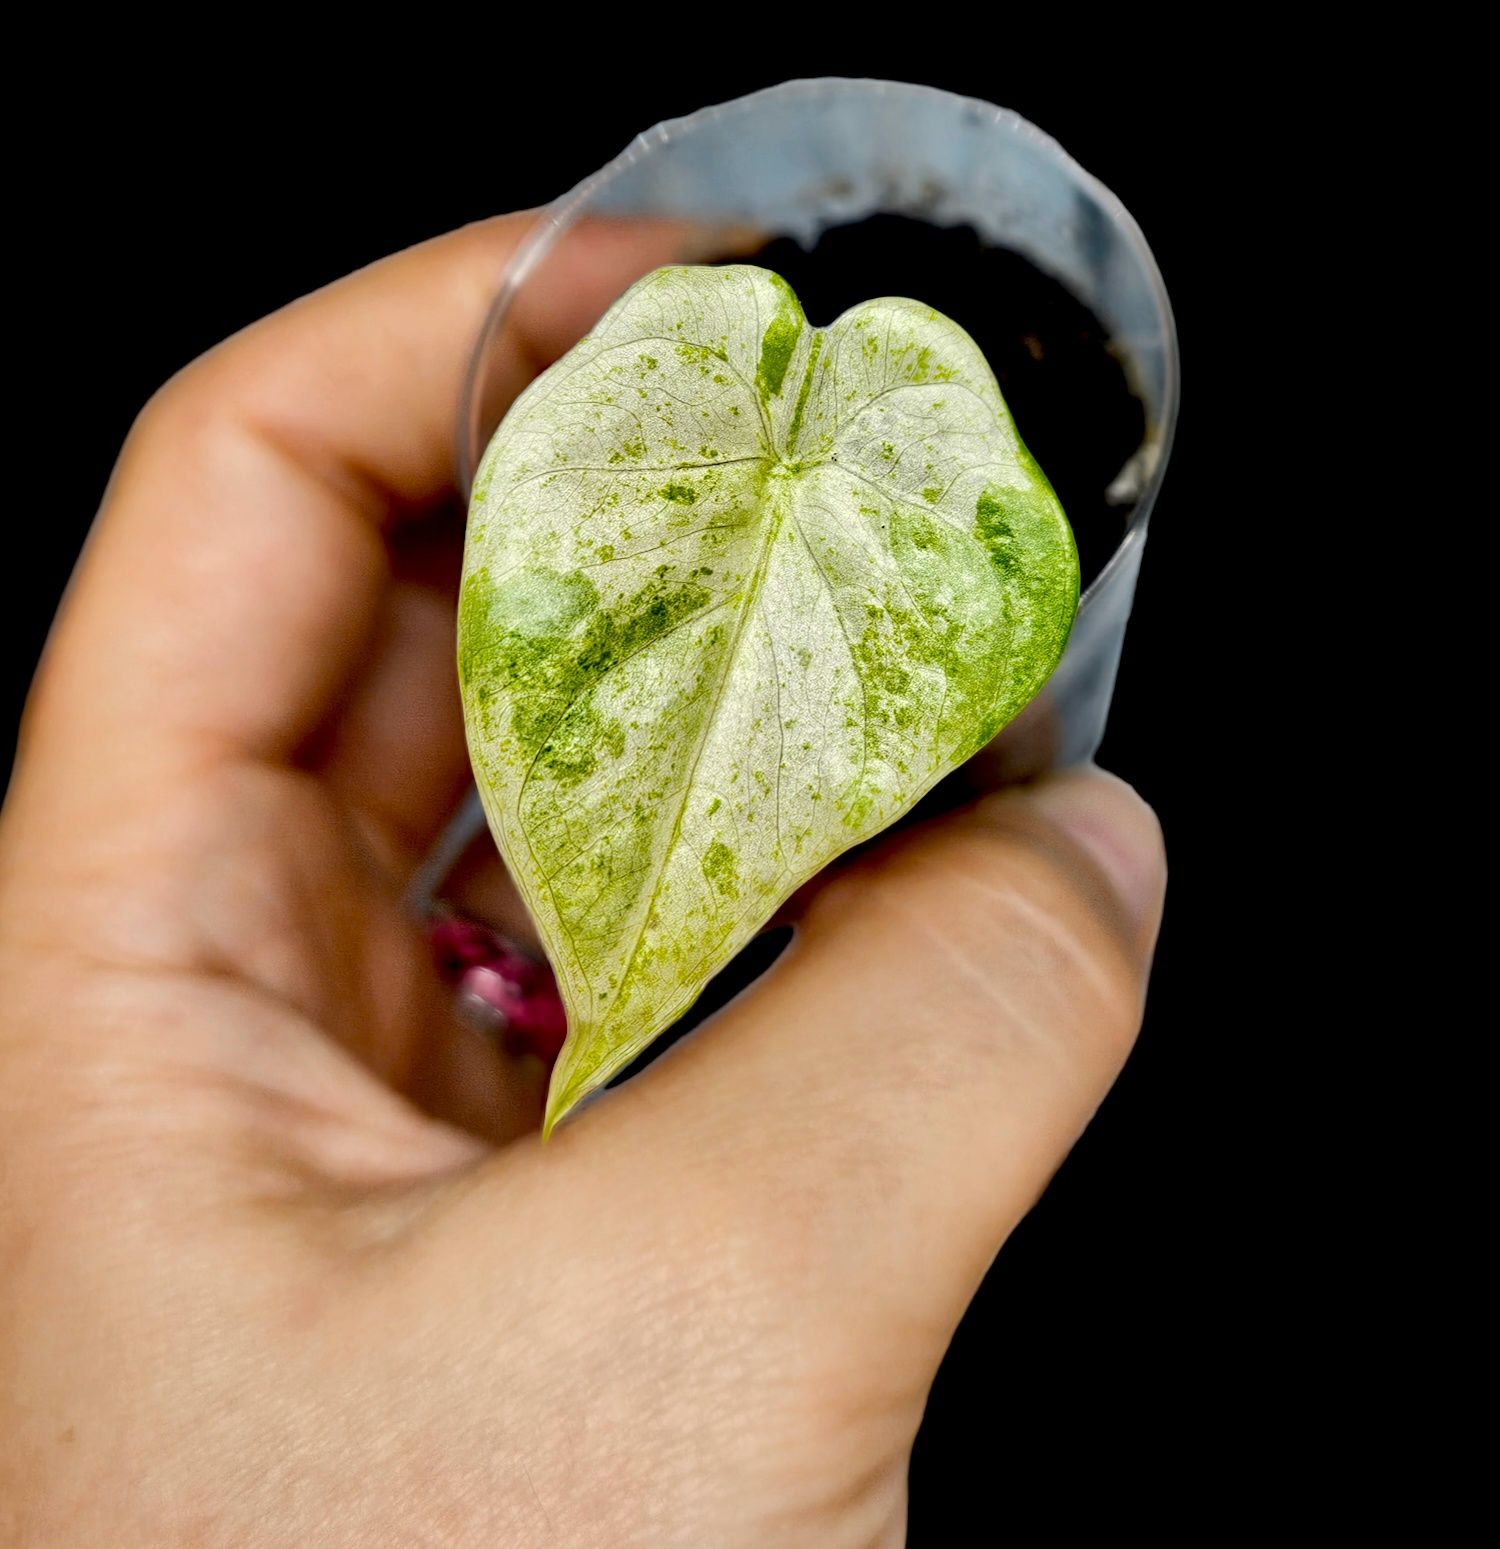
[11,57,1262,1541]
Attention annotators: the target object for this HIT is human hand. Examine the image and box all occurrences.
[0,215,1165,1547]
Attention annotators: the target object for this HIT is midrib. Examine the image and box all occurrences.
[567,316,832,1084]
[598,455,789,1035]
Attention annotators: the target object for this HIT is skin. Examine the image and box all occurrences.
[0,214,1166,1548]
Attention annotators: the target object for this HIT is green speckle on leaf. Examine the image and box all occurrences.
[975,487,1017,575]
[702,841,740,899]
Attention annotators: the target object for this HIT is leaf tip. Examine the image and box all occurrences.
[541,1058,589,1141]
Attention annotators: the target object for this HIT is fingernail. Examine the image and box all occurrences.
[1019,767,1166,932]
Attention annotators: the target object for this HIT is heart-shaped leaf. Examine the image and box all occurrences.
[459,265,1078,1132]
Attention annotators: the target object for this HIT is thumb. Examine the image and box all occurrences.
[586,766,1166,1375]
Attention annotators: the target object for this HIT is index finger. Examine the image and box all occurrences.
[18,215,719,786]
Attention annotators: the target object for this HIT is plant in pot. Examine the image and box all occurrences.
[423,79,1178,1132]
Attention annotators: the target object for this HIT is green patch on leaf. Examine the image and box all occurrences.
[756,272,804,403]
[460,264,1078,1133]
[702,840,740,899]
